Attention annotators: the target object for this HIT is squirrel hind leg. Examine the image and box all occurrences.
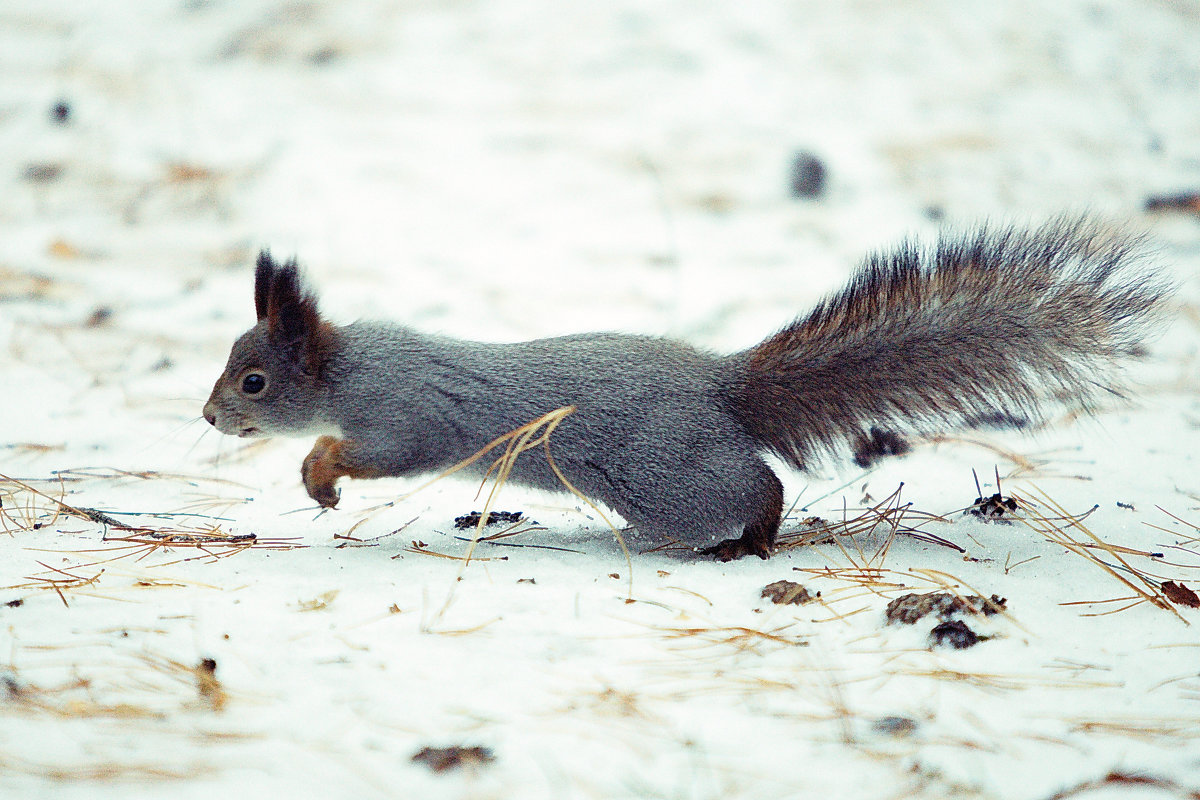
[699,468,783,562]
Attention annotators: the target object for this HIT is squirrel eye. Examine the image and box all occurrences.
[241,373,267,395]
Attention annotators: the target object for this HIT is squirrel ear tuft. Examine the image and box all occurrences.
[265,257,333,376]
[254,250,276,321]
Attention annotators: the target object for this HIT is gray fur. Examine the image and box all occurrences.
[320,326,769,547]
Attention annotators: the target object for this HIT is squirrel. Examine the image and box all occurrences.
[203,220,1169,560]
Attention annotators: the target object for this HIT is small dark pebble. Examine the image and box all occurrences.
[5,599,23,608]
[453,510,524,529]
[51,100,71,124]
[1116,501,1135,511]
[308,46,340,65]
[22,163,63,183]
[85,306,114,328]
[412,745,495,773]
[872,716,918,738]
[787,151,827,199]
[930,619,980,649]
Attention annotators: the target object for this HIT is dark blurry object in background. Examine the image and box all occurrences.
[22,163,62,183]
[788,151,827,200]
[1144,191,1200,215]
[50,99,71,124]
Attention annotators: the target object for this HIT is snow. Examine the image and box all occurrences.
[2,1,1200,798]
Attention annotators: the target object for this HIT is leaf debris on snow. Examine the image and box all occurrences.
[411,745,495,773]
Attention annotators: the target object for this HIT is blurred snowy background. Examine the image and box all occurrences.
[2,1,1199,798]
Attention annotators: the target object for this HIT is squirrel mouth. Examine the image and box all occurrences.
[238,427,259,437]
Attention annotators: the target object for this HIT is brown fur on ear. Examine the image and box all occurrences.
[265,257,337,376]
[254,250,275,321]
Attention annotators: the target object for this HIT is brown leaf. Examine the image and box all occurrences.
[412,745,494,773]
[761,580,819,605]
[1162,581,1200,608]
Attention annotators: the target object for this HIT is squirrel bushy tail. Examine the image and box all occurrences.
[727,219,1171,469]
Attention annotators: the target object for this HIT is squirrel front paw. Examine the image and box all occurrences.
[302,435,343,508]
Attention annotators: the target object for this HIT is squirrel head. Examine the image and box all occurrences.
[203,251,338,438]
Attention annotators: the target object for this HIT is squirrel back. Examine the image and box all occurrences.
[204,219,1170,560]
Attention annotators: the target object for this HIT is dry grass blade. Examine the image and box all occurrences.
[923,434,1052,476]
[137,654,229,712]
[2,471,304,578]
[6,562,103,607]
[44,466,253,490]
[791,566,909,592]
[776,483,961,566]
[1,679,165,720]
[1148,505,1200,546]
[653,622,811,653]
[2,650,232,723]
[400,542,507,561]
[1,472,88,532]
[1024,487,1188,623]
[906,567,1025,632]
[95,524,305,567]
[2,472,246,537]
[366,406,634,629]
[449,522,579,553]
[1040,769,1200,800]
[465,404,630,591]
[1,484,58,534]
[3,442,63,453]
[899,668,1122,692]
[0,756,210,782]
[343,406,620,544]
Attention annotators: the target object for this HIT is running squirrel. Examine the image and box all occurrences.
[203,220,1169,560]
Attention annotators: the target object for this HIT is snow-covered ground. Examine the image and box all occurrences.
[2,1,1199,798]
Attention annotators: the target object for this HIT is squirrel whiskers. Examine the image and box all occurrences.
[204,219,1170,560]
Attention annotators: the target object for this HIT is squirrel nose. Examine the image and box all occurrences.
[202,401,217,427]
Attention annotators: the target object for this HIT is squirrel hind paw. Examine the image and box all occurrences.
[852,427,910,468]
[699,535,772,562]
[700,496,781,561]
